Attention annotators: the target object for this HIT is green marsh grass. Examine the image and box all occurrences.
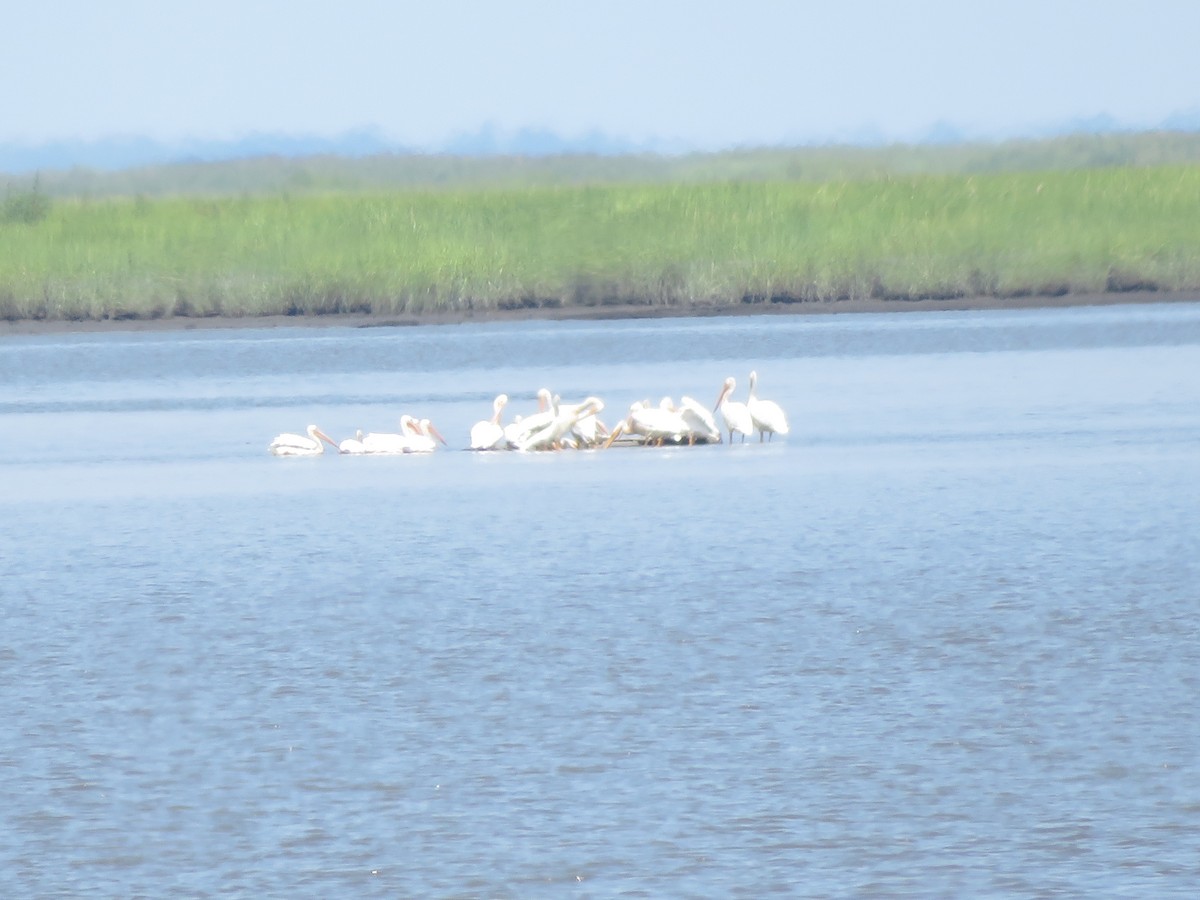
[3,165,1199,322]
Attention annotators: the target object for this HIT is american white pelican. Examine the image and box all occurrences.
[516,397,604,451]
[604,401,690,448]
[747,370,789,442]
[470,394,509,450]
[714,376,754,444]
[360,433,409,454]
[268,424,338,456]
[559,396,608,448]
[361,416,420,454]
[338,429,367,454]
[677,395,722,444]
[504,388,556,448]
[404,418,448,453]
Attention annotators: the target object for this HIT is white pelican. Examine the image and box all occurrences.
[504,388,555,448]
[560,396,608,448]
[747,370,789,442]
[677,395,722,444]
[714,376,754,444]
[516,397,603,451]
[404,418,448,453]
[268,424,338,456]
[338,429,367,454]
[604,401,689,447]
[470,394,509,450]
[361,416,420,454]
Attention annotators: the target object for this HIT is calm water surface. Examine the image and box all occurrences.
[2,303,1199,896]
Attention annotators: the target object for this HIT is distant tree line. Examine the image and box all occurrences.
[5,131,1200,199]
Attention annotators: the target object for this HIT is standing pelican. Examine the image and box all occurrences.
[747,370,789,442]
[714,376,754,444]
[268,424,338,456]
[470,394,509,450]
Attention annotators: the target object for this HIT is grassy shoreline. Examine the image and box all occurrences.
[4,162,1200,327]
[1,289,1194,337]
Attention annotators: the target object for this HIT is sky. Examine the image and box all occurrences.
[6,0,1200,150]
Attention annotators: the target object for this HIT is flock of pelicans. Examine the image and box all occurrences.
[268,370,789,457]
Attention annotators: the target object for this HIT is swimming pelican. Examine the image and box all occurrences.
[470,394,509,450]
[714,376,754,444]
[747,370,789,442]
[268,424,338,456]
[338,429,367,454]
[405,418,448,453]
[361,416,421,454]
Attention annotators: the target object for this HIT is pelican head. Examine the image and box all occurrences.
[715,376,736,412]
[309,425,338,448]
[576,397,604,419]
[419,419,449,446]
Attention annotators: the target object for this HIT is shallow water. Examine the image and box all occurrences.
[2,303,1199,896]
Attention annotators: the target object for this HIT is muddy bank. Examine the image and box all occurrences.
[2,290,1196,337]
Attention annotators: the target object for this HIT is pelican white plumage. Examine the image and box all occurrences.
[338,429,367,454]
[405,418,448,453]
[361,416,420,455]
[513,394,568,451]
[470,394,509,450]
[677,395,722,444]
[504,388,555,448]
[714,376,754,444]
[747,370,789,442]
[268,424,338,456]
[604,401,690,447]
[516,397,603,451]
[559,396,608,448]
[360,432,409,454]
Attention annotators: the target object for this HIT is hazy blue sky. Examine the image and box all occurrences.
[7,0,1199,148]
